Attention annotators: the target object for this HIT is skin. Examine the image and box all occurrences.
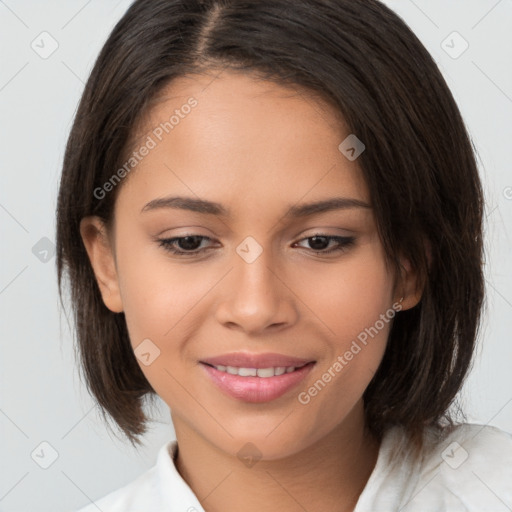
[80,70,421,512]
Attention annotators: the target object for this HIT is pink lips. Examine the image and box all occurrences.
[200,352,315,403]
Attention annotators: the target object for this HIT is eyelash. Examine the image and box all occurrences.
[157,234,356,257]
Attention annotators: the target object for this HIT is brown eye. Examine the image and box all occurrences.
[158,235,213,256]
[294,234,356,255]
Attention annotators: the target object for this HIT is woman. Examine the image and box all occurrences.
[56,0,512,510]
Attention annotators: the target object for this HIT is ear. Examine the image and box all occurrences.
[394,258,422,311]
[79,216,124,313]
[394,240,431,311]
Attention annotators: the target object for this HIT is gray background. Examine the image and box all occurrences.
[0,1,511,511]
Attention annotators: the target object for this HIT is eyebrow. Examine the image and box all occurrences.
[140,195,371,217]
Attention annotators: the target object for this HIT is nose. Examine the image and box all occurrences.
[214,242,298,335]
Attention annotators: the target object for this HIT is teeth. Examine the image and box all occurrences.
[239,367,257,377]
[257,368,274,378]
[212,365,298,377]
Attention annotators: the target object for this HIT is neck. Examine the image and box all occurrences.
[172,401,380,512]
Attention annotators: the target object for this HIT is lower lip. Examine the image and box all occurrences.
[200,362,315,403]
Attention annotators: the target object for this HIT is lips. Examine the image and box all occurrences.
[199,352,316,403]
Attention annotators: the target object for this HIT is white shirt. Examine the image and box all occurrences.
[75,423,512,511]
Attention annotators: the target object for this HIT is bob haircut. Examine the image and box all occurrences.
[56,0,485,450]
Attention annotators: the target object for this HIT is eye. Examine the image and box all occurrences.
[158,235,214,256]
[157,233,356,257]
[293,234,356,255]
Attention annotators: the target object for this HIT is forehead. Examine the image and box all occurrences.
[117,71,370,218]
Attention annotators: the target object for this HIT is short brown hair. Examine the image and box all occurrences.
[56,0,485,450]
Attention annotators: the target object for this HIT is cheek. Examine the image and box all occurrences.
[114,231,208,346]
[114,245,208,400]
[293,244,394,416]
[292,241,395,344]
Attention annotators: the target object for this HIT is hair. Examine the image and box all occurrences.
[56,0,485,452]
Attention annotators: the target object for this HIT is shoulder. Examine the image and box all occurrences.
[72,442,174,512]
[73,466,159,512]
[356,422,512,512]
[74,439,206,512]
[408,423,512,511]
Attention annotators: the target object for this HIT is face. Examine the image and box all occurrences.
[81,71,419,460]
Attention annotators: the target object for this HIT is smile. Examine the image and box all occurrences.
[205,363,308,377]
[200,361,315,403]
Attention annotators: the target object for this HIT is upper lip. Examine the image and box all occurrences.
[200,352,315,369]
